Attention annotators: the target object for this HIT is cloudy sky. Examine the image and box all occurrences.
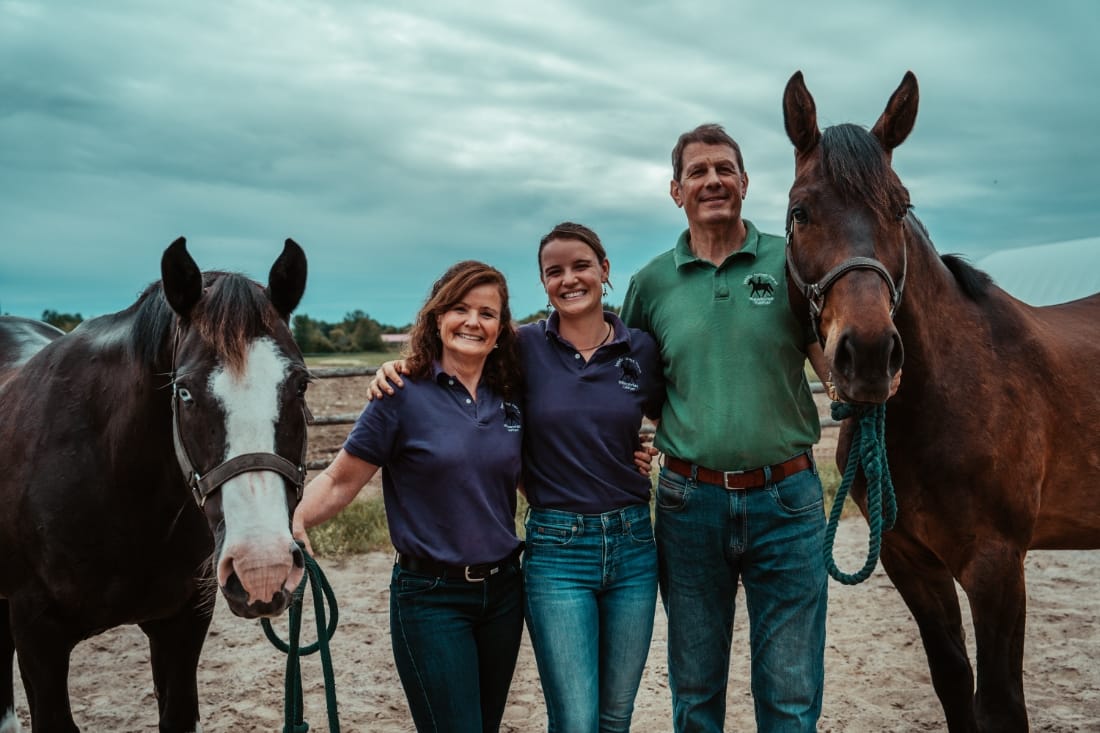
[2,1,1098,326]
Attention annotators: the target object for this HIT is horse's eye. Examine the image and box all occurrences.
[177,387,194,404]
[297,380,309,398]
[791,207,808,225]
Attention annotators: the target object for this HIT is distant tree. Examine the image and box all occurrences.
[291,311,385,353]
[518,309,549,324]
[292,314,333,353]
[340,310,384,352]
[41,310,83,332]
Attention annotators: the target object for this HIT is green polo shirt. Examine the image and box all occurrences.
[621,221,820,471]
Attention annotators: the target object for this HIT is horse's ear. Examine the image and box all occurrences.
[267,238,307,321]
[161,237,204,318]
[783,70,821,156]
[871,71,919,155]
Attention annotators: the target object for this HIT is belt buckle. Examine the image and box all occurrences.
[464,564,498,582]
[722,468,749,490]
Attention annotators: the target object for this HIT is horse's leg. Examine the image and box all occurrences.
[7,598,79,733]
[878,535,978,732]
[0,601,19,733]
[958,542,1028,732]
[139,594,214,733]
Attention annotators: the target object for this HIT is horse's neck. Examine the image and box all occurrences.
[60,314,170,421]
[891,228,989,398]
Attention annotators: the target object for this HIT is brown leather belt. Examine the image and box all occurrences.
[396,545,523,582]
[665,453,812,490]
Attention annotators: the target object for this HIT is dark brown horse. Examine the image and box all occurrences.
[782,71,1100,732]
[0,239,311,732]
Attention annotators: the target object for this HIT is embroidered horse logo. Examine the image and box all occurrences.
[744,273,779,305]
[749,277,774,297]
[502,401,522,432]
[617,357,642,392]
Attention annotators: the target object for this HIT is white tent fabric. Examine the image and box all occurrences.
[976,237,1100,306]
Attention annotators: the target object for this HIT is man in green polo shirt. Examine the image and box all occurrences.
[621,123,831,732]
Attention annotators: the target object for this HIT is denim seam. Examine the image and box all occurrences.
[392,590,439,732]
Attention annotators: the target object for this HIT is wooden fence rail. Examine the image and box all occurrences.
[305,366,840,471]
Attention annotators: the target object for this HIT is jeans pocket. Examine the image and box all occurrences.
[770,470,824,515]
[393,569,441,596]
[627,515,656,544]
[656,471,690,512]
[525,520,575,547]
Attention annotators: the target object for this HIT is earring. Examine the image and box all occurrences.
[602,283,609,297]
[546,300,553,312]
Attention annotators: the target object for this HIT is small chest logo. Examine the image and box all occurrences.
[501,401,522,432]
[616,357,642,392]
[744,273,778,305]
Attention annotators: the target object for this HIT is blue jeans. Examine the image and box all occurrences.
[656,462,827,733]
[389,559,524,733]
[524,503,658,733]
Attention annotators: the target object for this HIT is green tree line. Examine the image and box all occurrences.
[30,304,621,351]
[292,310,407,353]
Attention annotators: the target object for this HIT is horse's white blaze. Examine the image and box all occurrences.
[211,337,302,603]
[0,708,21,733]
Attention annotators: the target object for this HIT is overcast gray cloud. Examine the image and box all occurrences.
[2,0,1097,325]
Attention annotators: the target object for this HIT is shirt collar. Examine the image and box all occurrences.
[674,219,762,270]
[543,311,628,349]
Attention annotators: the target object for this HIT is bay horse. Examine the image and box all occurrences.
[782,71,1100,732]
[0,238,311,732]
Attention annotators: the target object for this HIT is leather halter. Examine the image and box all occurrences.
[169,324,310,508]
[784,218,907,345]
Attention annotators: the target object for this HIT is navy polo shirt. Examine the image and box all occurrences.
[343,363,522,566]
[518,313,664,514]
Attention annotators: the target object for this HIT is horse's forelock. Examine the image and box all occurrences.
[192,273,283,376]
[821,124,910,222]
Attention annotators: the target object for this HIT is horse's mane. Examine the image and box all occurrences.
[941,254,994,300]
[821,124,910,221]
[130,272,281,375]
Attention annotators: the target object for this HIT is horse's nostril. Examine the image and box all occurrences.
[291,543,305,569]
[224,571,245,598]
[834,333,856,380]
[889,332,905,374]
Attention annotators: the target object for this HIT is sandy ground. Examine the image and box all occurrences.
[10,520,1100,732]
[9,377,1100,731]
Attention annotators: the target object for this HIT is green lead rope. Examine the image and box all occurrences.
[261,547,341,733]
[823,402,898,585]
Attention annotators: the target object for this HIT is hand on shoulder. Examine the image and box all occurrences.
[366,360,409,401]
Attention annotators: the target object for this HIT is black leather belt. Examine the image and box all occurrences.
[665,453,812,490]
[396,545,523,582]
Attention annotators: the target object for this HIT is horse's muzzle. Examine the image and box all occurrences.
[220,571,298,618]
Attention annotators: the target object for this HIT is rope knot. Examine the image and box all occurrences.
[830,400,872,421]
